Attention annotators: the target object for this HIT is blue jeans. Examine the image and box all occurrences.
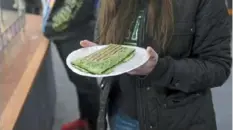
[110,112,139,130]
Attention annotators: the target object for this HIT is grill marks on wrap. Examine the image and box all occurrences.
[85,45,122,61]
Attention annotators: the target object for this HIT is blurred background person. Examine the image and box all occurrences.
[43,0,99,130]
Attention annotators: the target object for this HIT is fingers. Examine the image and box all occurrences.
[80,40,97,47]
[146,46,157,60]
[128,70,137,75]
[128,67,148,75]
[128,66,145,75]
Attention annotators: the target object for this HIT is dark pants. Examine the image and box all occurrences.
[54,35,100,129]
[25,0,42,14]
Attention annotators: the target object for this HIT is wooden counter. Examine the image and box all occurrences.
[0,14,49,130]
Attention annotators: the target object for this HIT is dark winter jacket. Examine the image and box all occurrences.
[96,0,232,130]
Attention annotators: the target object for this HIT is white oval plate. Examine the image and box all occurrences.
[66,45,149,78]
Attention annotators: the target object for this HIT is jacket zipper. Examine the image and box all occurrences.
[136,79,147,130]
[136,4,148,130]
[141,81,148,130]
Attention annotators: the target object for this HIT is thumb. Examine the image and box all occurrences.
[80,40,97,48]
[146,46,157,60]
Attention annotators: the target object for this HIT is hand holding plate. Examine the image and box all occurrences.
[128,46,158,76]
[80,40,97,47]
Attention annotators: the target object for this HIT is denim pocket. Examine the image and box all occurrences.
[111,112,139,130]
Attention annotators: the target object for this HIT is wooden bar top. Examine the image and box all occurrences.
[0,14,49,130]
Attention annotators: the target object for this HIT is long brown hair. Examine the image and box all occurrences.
[97,0,173,49]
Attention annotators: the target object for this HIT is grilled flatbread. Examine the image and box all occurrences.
[71,44,135,74]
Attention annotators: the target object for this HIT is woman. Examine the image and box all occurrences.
[81,0,232,129]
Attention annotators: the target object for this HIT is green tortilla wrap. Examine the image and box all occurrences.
[71,44,135,74]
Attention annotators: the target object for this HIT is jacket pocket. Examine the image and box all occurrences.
[146,87,204,130]
[166,21,195,58]
[158,92,202,130]
[165,90,201,108]
[172,22,195,35]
